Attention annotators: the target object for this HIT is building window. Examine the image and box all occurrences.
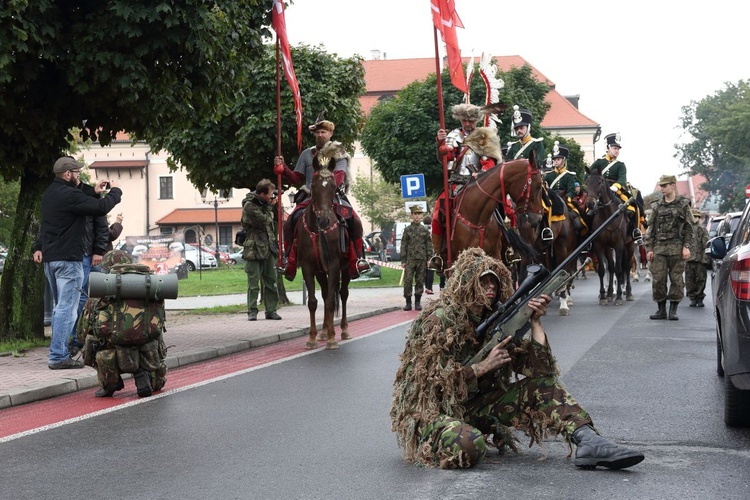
[160,227,174,236]
[219,226,233,248]
[159,177,174,199]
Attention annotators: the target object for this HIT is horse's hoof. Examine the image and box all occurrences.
[341,332,351,340]
[566,297,574,306]
[316,333,327,342]
[599,300,608,306]
[560,309,570,316]
[626,295,635,301]
[326,341,339,350]
[633,277,639,282]
[305,341,317,350]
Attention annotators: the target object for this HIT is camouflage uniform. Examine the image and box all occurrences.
[401,214,431,302]
[77,250,168,397]
[685,217,710,306]
[242,188,280,318]
[391,248,592,469]
[644,195,694,303]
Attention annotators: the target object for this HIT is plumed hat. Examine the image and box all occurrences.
[552,141,569,159]
[451,103,483,122]
[604,133,622,148]
[511,105,532,128]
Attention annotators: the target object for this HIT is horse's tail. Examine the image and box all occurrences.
[502,224,538,259]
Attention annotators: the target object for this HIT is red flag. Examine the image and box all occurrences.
[431,0,467,93]
[271,0,303,152]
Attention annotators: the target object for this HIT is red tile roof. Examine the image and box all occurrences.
[156,208,244,225]
[360,55,598,129]
[89,160,148,169]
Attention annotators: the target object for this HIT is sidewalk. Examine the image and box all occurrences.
[0,287,434,410]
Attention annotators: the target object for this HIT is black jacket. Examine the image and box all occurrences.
[79,182,109,257]
[35,177,122,262]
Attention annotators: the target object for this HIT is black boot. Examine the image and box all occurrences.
[94,377,125,398]
[571,425,645,470]
[403,297,412,311]
[650,301,667,320]
[669,301,679,320]
[414,295,422,311]
[133,368,153,398]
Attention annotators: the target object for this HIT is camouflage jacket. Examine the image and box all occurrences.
[241,192,277,261]
[644,196,694,255]
[400,222,431,262]
[689,223,710,264]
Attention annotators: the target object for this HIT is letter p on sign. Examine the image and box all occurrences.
[400,174,426,199]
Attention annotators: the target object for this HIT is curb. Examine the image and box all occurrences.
[0,306,401,409]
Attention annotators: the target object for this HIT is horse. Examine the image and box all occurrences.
[517,189,580,315]
[585,172,635,305]
[443,156,544,277]
[294,163,350,350]
[631,237,651,283]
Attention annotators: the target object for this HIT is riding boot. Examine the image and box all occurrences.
[570,425,645,470]
[668,301,679,321]
[427,234,443,271]
[284,244,297,282]
[650,301,667,320]
[403,296,412,311]
[414,295,422,311]
[353,237,371,273]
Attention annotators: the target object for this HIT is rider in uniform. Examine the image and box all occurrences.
[544,141,587,238]
[429,103,501,272]
[506,105,545,169]
[274,119,370,281]
[588,133,644,243]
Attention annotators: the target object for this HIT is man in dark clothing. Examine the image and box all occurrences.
[33,156,122,369]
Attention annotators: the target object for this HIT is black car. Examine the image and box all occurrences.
[709,203,750,427]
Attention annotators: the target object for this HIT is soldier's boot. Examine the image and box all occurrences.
[94,377,124,398]
[650,301,667,320]
[668,301,680,321]
[427,235,443,272]
[571,425,645,470]
[414,295,422,311]
[689,298,697,307]
[403,296,412,311]
[697,299,705,308]
[134,368,153,398]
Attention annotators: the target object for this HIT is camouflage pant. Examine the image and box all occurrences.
[92,338,167,392]
[403,260,427,297]
[418,375,592,469]
[651,253,686,302]
[685,261,707,301]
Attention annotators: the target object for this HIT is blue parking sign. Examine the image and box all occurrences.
[400,174,426,198]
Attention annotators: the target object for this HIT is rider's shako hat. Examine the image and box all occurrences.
[511,105,532,129]
[552,141,569,159]
[604,133,622,148]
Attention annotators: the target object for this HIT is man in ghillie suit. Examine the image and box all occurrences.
[390,247,645,469]
[77,250,168,398]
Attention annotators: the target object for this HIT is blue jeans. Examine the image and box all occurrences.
[69,254,93,344]
[44,261,84,363]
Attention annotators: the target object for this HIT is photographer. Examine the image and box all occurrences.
[241,179,282,321]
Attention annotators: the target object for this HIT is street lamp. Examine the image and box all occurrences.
[200,187,231,261]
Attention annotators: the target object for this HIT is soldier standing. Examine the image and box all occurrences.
[686,209,710,307]
[401,205,432,311]
[644,175,694,320]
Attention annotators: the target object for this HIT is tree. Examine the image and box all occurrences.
[349,174,413,229]
[0,1,269,340]
[151,44,366,191]
[360,63,551,195]
[676,80,750,212]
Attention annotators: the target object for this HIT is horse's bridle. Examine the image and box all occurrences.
[587,175,617,217]
[474,160,542,218]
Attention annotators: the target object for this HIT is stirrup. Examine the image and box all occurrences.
[541,227,554,241]
[427,255,444,272]
[632,228,643,245]
[356,258,371,273]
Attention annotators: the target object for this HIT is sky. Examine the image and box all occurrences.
[283,0,750,192]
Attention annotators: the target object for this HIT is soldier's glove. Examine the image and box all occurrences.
[610,185,619,193]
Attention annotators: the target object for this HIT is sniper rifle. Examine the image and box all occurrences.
[464,197,636,366]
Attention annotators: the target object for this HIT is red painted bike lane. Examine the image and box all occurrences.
[0,311,412,442]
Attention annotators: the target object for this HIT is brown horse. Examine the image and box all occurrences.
[445,156,543,272]
[517,189,580,315]
[585,172,634,305]
[295,165,350,349]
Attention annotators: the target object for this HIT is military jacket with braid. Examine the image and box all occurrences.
[507,137,545,169]
[544,169,578,200]
[588,156,627,188]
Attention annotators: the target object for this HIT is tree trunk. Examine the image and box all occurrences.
[0,170,47,341]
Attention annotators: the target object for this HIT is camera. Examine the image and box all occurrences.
[104,182,111,189]
[271,190,278,199]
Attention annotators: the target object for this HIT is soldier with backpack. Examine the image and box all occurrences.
[77,250,169,398]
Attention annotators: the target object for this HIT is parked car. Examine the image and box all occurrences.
[708,211,743,238]
[197,245,231,265]
[708,202,750,427]
[228,250,244,265]
[184,244,218,271]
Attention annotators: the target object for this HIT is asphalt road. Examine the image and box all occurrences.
[1,275,749,499]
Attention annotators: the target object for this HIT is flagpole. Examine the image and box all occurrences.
[434,26,453,269]
[275,38,284,269]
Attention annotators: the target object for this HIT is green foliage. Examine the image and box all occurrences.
[676,80,750,212]
[151,44,367,191]
[361,63,551,195]
[0,178,19,246]
[350,173,409,229]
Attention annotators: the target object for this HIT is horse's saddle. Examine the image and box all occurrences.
[545,188,567,217]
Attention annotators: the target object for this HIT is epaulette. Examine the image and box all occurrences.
[530,137,544,143]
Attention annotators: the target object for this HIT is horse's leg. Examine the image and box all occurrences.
[625,245,635,301]
[316,273,329,342]
[324,271,339,350]
[606,249,616,303]
[304,271,319,350]
[558,289,570,316]
[339,268,350,340]
[596,248,608,305]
